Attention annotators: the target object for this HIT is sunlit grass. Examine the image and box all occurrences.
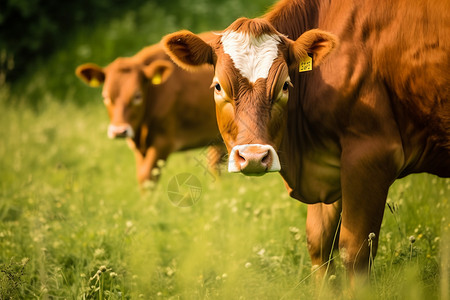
[1,0,449,297]
[0,97,448,299]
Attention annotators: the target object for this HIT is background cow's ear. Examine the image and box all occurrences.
[143,60,174,85]
[75,63,106,87]
[288,29,338,71]
[162,30,215,70]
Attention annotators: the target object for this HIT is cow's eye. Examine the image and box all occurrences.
[214,83,221,92]
[282,81,290,92]
[132,93,143,105]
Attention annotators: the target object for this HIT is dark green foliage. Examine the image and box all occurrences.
[0,0,148,83]
[1,0,273,107]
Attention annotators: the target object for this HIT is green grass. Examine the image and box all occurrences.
[1,96,449,299]
[1,0,449,298]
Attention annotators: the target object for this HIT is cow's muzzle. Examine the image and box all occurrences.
[108,124,135,139]
[228,144,281,175]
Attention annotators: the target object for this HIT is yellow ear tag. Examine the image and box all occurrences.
[299,55,313,72]
[152,73,162,85]
[89,78,101,87]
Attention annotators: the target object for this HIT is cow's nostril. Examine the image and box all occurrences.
[236,150,246,164]
[261,151,270,165]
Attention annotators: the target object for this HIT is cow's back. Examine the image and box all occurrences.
[166,64,218,150]
[372,0,450,176]
[160,31,220,150]
[137,43,218,151]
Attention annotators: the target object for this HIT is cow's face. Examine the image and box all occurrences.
[76,58,173,139]
[163,18,337,175]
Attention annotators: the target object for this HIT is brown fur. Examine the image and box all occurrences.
[162,0,449,280]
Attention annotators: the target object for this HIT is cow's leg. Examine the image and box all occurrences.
[339,142,401,281]
[137,146,158,184]
[131,146,151,185]
[306,200,342,278]
[136,145,171,187]
[338,79,404,282]
[127,139,148,185]
[338,179,388,282]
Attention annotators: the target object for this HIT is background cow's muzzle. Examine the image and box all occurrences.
[107,124,135,139]
[228,144,281,175]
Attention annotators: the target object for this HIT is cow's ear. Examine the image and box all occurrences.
[143,59,174,85]
[162,30,215,70]
[75,63,105,87]
[288,29,338,71]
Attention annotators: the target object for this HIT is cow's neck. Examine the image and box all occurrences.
[265,0,342,204]
[278,76,342,204]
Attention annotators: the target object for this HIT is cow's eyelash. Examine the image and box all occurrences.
[284,80,293,90]
[210,82,222,91]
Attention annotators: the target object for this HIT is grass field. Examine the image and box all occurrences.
[0,97,449,299]
[1,0,449,298]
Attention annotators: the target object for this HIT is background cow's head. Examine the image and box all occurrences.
[163,18,337,175]
[76,52,174,139]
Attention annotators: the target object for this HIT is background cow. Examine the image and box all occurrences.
[76,40,225,186]
[163,0,450,280]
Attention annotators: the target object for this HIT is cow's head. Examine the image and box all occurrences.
[76,54,174,139]
[163,18,337,175]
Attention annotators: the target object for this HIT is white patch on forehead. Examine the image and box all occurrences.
[221,30,281,83]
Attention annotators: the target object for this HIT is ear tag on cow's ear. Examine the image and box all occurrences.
[299,54,313,72]
[89,78,101,87]
[152,72,162,85]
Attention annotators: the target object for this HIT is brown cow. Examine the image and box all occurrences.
[163,0,450,279]
[76,41,224,186]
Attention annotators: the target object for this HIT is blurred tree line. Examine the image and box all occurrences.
[0,0,273,106]
[0,0,150,84]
